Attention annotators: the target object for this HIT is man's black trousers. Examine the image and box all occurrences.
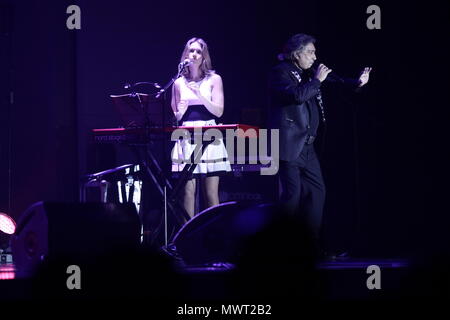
[279,143,326,241]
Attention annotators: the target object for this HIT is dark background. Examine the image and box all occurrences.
[0,0,448,258]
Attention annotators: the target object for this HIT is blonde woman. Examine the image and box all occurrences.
[171,38,231,219]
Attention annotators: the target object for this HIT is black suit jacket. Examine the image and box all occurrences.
[268,61,322,162]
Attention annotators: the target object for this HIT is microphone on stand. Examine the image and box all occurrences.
[178,59,192,73]
[179,59,191,68]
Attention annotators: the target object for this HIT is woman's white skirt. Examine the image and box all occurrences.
[171,119,231,176]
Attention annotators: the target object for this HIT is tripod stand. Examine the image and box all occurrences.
[116,77,194,246]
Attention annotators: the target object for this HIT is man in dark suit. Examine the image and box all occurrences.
[268,33,371,254]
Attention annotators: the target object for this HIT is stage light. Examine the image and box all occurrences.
[0,212,16,251]
[0,212,16,235]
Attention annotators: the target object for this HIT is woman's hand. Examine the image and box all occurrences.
[176,100,188,120]
[187,81,201,97]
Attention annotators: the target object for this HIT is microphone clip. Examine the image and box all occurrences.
[178,59,191,73]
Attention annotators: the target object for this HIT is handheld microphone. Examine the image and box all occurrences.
[326,71,344,83]
[312,63,344,83]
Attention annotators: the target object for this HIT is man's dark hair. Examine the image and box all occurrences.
[278,33,316,61]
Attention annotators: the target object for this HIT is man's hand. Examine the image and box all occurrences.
[314,63,332,82]
[358,67,372,87]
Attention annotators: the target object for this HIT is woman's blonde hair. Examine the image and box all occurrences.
[180,37,214,79]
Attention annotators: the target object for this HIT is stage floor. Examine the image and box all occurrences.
[1,256,413,301]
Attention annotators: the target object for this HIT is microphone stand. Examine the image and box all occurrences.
[155,64,188,138]
[156,76,177,100]
[139,63,192,246]
[155,62,187,100]
[123,80,170,246]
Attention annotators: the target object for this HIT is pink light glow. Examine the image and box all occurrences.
[0,272,15,280]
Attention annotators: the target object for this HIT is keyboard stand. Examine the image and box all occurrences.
[129,142,191,246]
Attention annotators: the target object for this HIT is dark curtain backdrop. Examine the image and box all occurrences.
[1,0,448,257]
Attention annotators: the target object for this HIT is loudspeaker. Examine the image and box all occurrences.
[11,202,141,277]
[170,201,277,266]
[219,171,280,203]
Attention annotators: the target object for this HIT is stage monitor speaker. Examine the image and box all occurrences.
[11,201,141,277]
[219,171,280,203]
[170,201,277,266]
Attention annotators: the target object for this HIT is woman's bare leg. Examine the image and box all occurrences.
[183,178,196,219]
[204,175,220,208]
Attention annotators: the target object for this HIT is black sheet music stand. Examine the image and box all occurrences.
[108,92,190,246]
[111,93,152,128]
